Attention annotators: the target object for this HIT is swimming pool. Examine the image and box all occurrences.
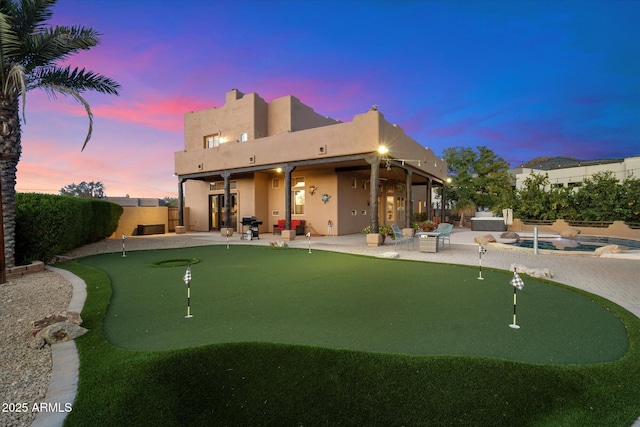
[508,236,640,252]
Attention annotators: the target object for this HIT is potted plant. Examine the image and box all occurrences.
[362,224,394,244]
[418,220,436,232]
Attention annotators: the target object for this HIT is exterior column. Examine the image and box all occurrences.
[369,158,380,233]
[405,170,413,228]
[223,171,231,229]
[284,164,294,230]
[441,182,447,223]
[178,178,186,226]
[426,178,432,221]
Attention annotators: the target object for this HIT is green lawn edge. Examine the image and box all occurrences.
[59,257,640,426]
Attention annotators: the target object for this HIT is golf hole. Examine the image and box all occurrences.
[150,258,200,268]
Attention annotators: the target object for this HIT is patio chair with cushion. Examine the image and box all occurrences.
[434,223,453,248]
[391,224,413,250]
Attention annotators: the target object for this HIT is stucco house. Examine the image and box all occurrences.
[174,89,448,239]
[510,156,640,190]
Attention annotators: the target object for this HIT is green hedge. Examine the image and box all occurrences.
[15,193,123,265]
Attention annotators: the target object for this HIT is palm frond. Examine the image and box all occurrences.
[29,65,120,95]
[3,64,27,122]
[41,83,94,151]
[11,0,56,39]
[23,25,101,71]
[0,9,22,88]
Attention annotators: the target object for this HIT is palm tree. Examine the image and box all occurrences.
[0,0,120,274]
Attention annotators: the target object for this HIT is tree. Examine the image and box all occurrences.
[60,181,106,198]
[161,196,178,207]
[573,171,631,222]
[442,146,512,214]
[0,0,120,268]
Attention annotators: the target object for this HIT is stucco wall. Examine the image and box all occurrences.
[183,90,268,152]
[111,206,168,238]
[336,172,370,235]
[177,108,446,182]
[184,180,211,231]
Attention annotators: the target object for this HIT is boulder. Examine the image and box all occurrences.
[38,323,88,347]
[269,240,288,247]
[378,252,399,259]
[30,311,86,349]
[595,245,622,256]
[32,311,82,336]
[560,228,580,239]
[500,232,520,240]
[474,234,496,245]
[510,263,553,278]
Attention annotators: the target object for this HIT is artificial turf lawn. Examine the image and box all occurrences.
[78,245,628,364]
[59,247,640,426]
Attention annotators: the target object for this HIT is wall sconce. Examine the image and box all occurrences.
[310,185,317,195]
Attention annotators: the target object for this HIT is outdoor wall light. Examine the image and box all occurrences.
[309,185,317,195]
[377,146,389,155]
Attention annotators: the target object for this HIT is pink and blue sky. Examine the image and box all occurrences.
[16,0,639,198]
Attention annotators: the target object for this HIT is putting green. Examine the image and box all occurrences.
[79,245,628,364]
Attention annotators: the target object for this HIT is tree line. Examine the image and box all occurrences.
[442,146,639,223]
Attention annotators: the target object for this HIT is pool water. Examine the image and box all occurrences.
[510,236,640,252]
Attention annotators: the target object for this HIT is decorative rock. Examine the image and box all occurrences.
[378,252,399,259]
[38,323,88,345]
[595,245,621,256]
[560,228,580,238]
[500,232,520,240]
[31,311,82,336]
[510,263,553,278]
[474,234,496,245]
[269,240,288,247]
[30,311,86,349]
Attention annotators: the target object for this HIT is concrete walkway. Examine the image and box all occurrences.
[32,229,640,426]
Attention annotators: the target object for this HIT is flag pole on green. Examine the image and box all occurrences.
[509,270,524,329]
[184,265,193,318]
[477,244,486,280]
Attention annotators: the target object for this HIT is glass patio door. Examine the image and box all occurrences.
[209,194,237,231]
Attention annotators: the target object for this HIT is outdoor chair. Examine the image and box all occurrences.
[391,224,413,250]
[435,223,453,248]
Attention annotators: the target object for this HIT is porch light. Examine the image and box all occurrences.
[377,146,389,155]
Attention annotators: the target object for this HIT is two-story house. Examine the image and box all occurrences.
[174,89,447,237]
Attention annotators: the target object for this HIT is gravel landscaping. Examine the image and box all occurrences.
[0,270,72,427]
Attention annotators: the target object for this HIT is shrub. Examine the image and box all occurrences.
[15,193,123,264]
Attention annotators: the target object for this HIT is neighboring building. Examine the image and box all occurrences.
[510,156,640,190]
[174,89,448,236]
[104,197,162,207]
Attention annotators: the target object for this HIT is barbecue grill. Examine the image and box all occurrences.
[241,216,262,240]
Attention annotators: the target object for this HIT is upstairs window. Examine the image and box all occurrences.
[204,134,220,148]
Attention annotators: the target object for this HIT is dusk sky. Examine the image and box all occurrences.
[16,0,639,198]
